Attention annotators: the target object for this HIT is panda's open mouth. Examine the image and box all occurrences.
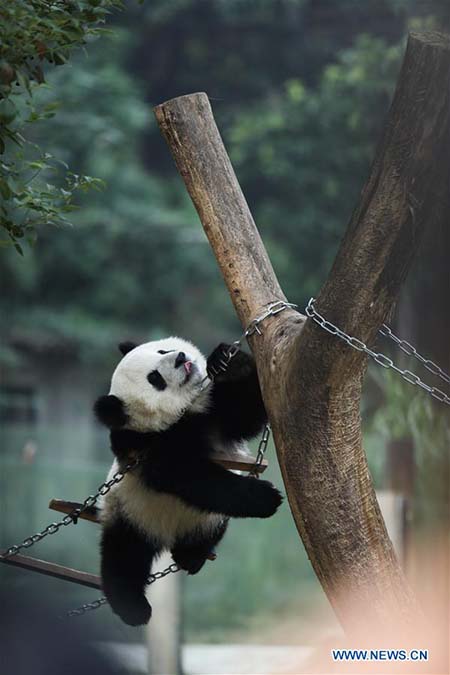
[182,360,194,385]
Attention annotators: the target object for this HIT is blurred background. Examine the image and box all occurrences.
[0,1,448,674]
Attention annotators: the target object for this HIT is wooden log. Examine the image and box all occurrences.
[48,499,100,523]
[154,32,450,637]
[0,549,101,589]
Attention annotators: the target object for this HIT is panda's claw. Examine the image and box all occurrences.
[109,594,152,626]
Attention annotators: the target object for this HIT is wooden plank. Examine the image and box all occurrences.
[212,453,268,473]
[48,450,268,528]
[0,550,101,589]
[48,499,100,523]
[49,453,267,524]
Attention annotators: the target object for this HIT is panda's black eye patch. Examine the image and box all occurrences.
[147,370,167,391]
[157,349,174,355]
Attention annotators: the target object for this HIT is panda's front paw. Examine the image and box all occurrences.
[247,479,283,518]
[207,343,232,379]
[207,343,253,380]
[109,593,152,626]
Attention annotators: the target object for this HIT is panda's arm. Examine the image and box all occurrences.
[140,456,282,519]
[109,429,151,464]
[207,345,268,442]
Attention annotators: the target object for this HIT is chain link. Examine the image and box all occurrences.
[207,300,298,378]
[248,423,271,479]
[208,301,296,478]
[0,459,139,560]
[379,324,450,385]
[66,596,109,618]
[305,298,450,406]
[66,563,180,618]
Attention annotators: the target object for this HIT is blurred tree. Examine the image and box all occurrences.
[228,34,403,303]
[1,0,447,364]
[0,0,122,250]
[0,31,229,366]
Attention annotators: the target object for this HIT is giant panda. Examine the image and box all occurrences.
[94,337,283,626]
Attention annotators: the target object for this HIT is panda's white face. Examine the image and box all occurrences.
[110,337,210,432]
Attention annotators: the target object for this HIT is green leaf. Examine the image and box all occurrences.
[27,160,47,170]
[16,71,32,95]
[0,178,13,199]
[0,98,18,124]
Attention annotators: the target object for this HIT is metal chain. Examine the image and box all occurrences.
[207,300,297,476]
[66,596,108,618]
[305,298,450,406]
[66,563,180,618]
[5,301,295,616]
[206,300,298,377]
[379,324,450,385]
[248,423,271,479]
[0,459,139,560]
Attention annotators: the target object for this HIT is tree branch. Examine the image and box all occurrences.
[154,92,288,327]
[154,32,449,636]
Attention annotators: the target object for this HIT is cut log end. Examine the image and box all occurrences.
[409,31,450,49]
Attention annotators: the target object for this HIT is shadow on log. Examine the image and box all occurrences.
[154,32,450,637]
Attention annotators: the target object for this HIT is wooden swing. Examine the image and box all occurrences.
[0,451,267,589]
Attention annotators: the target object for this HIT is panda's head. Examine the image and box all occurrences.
[94,337,210,432]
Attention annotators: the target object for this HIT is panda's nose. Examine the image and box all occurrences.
[175,351,186,368]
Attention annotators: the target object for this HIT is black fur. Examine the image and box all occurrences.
[147,370,167,390]
[94,394,127,428]
[111,424,282,518]
[97,343,282,626]
[174,351,187,368]
[171,519,228,575]
[207,344,268,441]
[101,516,155,626]
[119,341,137,355]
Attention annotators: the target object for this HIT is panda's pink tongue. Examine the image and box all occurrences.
[184,361,192,374]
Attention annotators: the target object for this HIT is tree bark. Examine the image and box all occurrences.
[154,32,450,636]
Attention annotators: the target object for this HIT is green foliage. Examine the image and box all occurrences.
[0,28,234,362]
[2,0,447,361]
[228,35,403,302]
[368,369,449,526]
[0,0,121,249]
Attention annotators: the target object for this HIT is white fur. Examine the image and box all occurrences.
[110,337,211,432]
[100,460,224,547]
[101,336,243,546]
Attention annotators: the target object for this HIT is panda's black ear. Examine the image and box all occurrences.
[118,341,137,356]
[94,395,128,428]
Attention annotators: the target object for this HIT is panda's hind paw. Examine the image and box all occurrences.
[171,549,208,575]
[110,594,152,626]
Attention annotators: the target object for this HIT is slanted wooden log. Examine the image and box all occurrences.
[0,549,101,589]
[155,32,450,636]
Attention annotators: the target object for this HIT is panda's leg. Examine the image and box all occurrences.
[171,519,228,575]
[101,516,160,626]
